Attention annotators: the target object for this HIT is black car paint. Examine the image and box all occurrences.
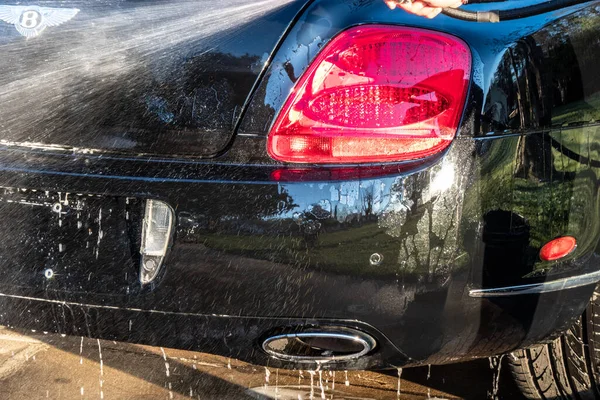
[0,0,599,369]
[0,0,307,157]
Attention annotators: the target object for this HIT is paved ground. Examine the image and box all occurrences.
[0,327,524,399]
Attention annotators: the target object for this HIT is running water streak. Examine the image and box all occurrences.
[79,336,84,365]
[265,367,271,388]
[427,365,432,399]
[318,370,325,400]
[488,355,505,400]
[96,339,104,400]
[308,370,316,400]
[397,368,403,399]
[331,371,335,391]
[160,347,173,400]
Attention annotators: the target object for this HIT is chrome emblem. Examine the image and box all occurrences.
[0,5,79,38]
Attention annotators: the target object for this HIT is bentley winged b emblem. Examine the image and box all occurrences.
[0,5,79,38]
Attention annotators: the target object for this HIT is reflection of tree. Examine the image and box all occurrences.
[484,7,600,182]
[380,161,465,281]
[361,187,374,219]
[544,8,600,101]
[506,37,556,180]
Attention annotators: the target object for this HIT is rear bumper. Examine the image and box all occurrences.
[0,275,594,370]
[0,130,599,369]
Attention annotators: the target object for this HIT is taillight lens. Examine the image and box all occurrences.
[267,25,471,164]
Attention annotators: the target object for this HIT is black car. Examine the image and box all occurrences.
[0,0,599,398]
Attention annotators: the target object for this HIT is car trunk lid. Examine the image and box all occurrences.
[0,0,305,157]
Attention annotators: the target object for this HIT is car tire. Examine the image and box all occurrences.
[509,288,600,399]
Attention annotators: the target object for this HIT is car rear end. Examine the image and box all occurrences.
[0,0,599,372]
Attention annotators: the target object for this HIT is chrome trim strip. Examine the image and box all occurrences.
[469,269,600,298]
[262,331,376,362]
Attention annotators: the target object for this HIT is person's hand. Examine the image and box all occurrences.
[384,0,464,19]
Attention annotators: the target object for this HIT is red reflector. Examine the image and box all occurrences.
[540,237,577,261]
[267,25,472,164]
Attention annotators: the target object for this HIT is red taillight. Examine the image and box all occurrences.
[267,26,472,164]
[540,236,577,261]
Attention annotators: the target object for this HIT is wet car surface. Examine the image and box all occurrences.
[1,0,600,398]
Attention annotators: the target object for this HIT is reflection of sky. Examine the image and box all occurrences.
[276,160,457,220]
[279,176,400,220]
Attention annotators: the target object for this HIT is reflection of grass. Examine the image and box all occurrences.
[311,224,400,276]
[199,232,302,260]
[479,154,586,250]
[511,180,572,249]
[551,127,600,179]
[473,127,600,270]
[552,92,600,125]
[197,223,402,277]
[316,223,386,247]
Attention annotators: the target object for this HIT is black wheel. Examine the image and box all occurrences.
[509,289,600,399]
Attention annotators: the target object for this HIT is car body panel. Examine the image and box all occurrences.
[0,0,599,369]
[0,0,308,157]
